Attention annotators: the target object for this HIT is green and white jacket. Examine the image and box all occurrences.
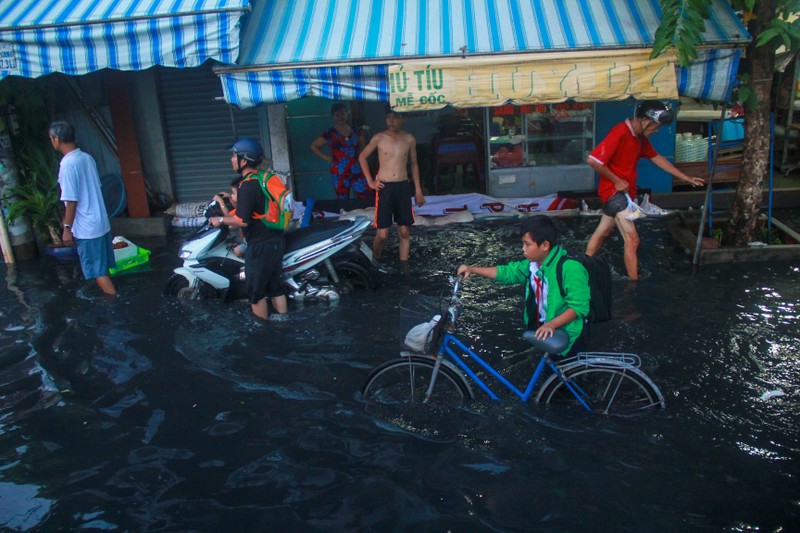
[495,245,590,355]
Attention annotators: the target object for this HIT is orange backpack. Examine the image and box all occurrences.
[243,170,294,231]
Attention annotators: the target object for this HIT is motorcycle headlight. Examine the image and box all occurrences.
[179,250,191,260]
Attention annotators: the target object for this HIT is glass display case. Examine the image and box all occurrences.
[489,103,594,168]
[486,103,596,197]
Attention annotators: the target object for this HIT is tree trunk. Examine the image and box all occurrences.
[724,0,776,246]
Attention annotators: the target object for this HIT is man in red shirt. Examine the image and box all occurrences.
[585,101,705,280]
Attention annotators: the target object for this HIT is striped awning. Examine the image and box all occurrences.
[222,65,389,105]
[220,0,750,108]
[676,48,742,102]
[0,0,250,79]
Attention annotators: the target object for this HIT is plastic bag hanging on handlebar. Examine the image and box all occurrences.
[404,315,441,352]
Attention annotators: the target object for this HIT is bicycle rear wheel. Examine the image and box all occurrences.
[362,356,472,405]
[536,365,664,415]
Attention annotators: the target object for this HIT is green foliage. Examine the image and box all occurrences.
[652,0,714,67]
[757,225,784,245]
[5,146,62,243]
[712,227,724,245]
[0,78,54,158]
[711,222,781,245]
[734,73,758,110]
[5,168,60,239]
[655,0,800,111]
[651,0,800,67]
[755,6,800,49]
[0,77,62,243]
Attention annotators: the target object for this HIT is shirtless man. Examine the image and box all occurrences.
[358,108,426,263]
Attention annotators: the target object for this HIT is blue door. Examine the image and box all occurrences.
[286,97,337,202]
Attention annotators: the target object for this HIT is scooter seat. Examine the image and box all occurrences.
[285,219,357,253]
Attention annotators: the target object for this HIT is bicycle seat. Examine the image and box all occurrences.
[521,329,569,354]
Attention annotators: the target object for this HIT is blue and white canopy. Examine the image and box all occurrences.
[0,0,250,79]
[220,0,750,108]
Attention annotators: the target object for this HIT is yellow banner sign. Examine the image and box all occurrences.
[388,49,678,111]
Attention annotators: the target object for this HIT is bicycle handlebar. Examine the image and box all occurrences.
[450,275,462,299]
[445,275,464,326]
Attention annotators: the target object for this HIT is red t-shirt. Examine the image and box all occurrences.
[589,119,658,203]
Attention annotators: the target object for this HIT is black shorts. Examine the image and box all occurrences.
[244,239,285,304]
[602,192,629,217]
[375,180,414,229]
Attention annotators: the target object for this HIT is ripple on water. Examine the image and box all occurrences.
[0,214,798,531]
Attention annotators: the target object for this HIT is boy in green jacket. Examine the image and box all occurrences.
[457,215,590,356]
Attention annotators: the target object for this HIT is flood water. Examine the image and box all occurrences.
[1,211,799,531]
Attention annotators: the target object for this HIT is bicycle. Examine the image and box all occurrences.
[362,276,665,415]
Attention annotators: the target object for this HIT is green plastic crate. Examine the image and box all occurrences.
[109,246,151,276]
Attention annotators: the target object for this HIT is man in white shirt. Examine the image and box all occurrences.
[49,121,116,295]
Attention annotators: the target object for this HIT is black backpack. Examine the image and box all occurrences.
[555,255,613,324]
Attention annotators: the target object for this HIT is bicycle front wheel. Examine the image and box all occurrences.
[361,356,473,440]
[362,356,473,405]
[537,365,664,415]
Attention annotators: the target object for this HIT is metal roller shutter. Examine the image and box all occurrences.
[158,64,261,202]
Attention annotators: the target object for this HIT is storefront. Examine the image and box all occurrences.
[0,0,251,210]
[217,0,749,202]
[483,102,596,197]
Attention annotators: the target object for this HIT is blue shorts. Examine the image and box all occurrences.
[76,233,116,279]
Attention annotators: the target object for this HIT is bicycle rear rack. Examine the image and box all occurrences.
[561,352,641,368]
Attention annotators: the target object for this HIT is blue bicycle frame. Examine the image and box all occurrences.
[436,331,594,411]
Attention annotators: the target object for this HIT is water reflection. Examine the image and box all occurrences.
[0,482,52,530]
[0,213,798,530]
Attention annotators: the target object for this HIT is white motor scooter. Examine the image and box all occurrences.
[165,203,380,302]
